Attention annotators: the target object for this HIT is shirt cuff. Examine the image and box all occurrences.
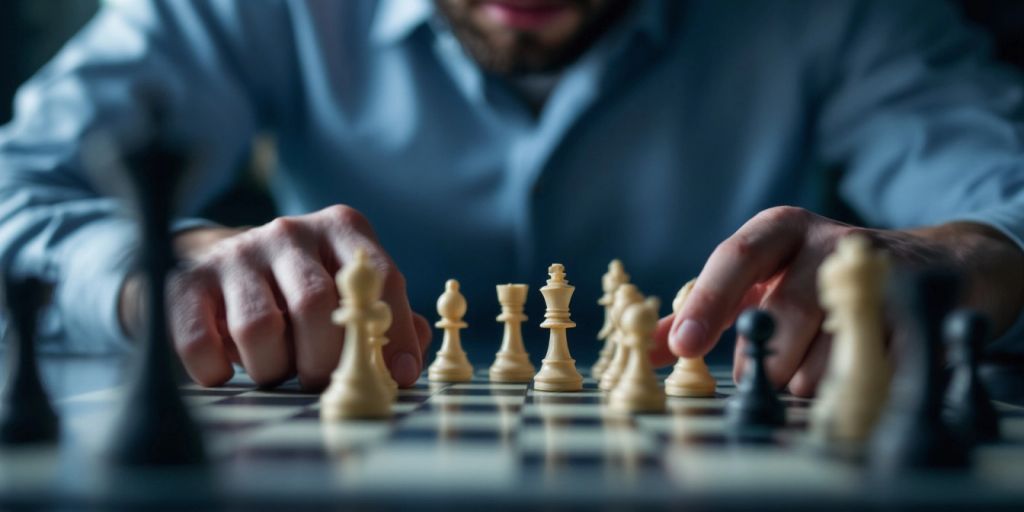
[944,201,1024,355]
[54,216,220,354]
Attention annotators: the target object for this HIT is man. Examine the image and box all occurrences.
[1,0,1022,395]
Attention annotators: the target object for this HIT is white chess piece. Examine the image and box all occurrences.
[609,297,666,414]
[664,279,717,397]
[811,234,891,447]
[321,249,393,420]
[592,260,630,380]
[533,264,583,392]
[489,284,535,383]
[428,279,474,382]
[599,284,643,392]
[369,301,398,398]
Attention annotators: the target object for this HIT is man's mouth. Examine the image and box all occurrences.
[478,0,574,31]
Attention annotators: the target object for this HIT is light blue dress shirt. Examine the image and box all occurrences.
[2,0,1024,357]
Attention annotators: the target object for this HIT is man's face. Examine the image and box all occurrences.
[435,0,630,75]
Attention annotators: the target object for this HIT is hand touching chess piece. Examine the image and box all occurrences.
[322,249,394,420]
[119,205,433,390]
[664,279,716,397]
[660,206,1024,397]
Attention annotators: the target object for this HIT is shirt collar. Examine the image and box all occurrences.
[371,0,434,47]
[371,0,674,48]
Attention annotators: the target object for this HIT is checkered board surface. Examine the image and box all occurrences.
[53,366,1024,506]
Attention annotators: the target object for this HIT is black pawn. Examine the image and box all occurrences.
[869,269,969,475]
[944,310,999,444]
[727,308,786,429]
[0,276,59,445]
[106,105,206,467]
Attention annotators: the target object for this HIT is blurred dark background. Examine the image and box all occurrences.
[3,0,1023,229]
[2,0,1023,365]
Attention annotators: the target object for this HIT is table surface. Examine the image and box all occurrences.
[2,353,1024,511]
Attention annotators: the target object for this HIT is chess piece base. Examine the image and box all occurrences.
[664,359,717,398]
[428,352,474,382]
[321,376,393,420]
[725,395,786,429]
[489,352,536,383]
[533,359,583,392]
[609,384,666,414]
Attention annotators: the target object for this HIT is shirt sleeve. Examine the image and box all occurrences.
[814,0,1024,354]
[0,0,263,353]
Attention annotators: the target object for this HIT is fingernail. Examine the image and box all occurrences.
[670,319,706,355]
[390,352,419,387]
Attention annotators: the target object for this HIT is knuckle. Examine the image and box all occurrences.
[323,204,371,231]
[233,310,286,344]
[717,235,755,261]
[264,216,303,240]
[756,205,809,225]
[291,283,337,317]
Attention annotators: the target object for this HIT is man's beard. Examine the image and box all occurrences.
[435,0,631,76]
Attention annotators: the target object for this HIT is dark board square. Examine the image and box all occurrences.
[520,416,605,428]
[222,445,335,464]
[216,395,320,407]
[180,388,247,397]
[520,453,662,471]
[418,402,505,413]
[526,394,603,405]
[442,388,527,397]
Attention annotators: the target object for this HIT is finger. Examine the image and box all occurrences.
[271,248,342,391]
[220,265,291,387]
[732,335,746,384]
[650,315,677,367]
[671,207,811,357]
[671,284,765,361]
[413,313,433,356]
[168,271,234,386]
[757,250,825,389]
[788,331,832,398]
[320,206,422,387]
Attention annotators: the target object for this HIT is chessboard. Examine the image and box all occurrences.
[9,365,1020,510]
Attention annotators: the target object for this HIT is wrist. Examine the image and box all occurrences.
[909,222,1024,337]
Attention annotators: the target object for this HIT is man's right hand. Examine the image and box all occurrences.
[119,205,433,390]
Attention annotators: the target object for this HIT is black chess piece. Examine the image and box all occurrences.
[868,269,969,475]
[0,276,59,445]
[944,309,1000,444]
[106,103,207,467]
[726,308,786,429]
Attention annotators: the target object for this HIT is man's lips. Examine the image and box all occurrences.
[479,0,574,30]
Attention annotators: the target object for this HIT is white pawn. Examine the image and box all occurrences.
[609,297,666,414]
[321,249,393,420]
[811,235,891,447]
[369,301,398,398]
[428,279,474,382]
[599,284,643,392]
[664,279,717,397]
[489,284,535,383]
[592,260,630,380]
[533,264,583,392]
